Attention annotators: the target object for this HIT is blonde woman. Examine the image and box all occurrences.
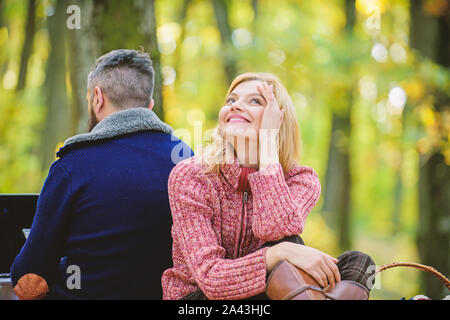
[162,72,375,300]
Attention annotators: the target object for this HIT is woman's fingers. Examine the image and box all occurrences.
[256,84,266,103]
[264,83,275,105]
[324,258,341,284]
[258,82,283,134]
[284,244,341,290]
[320,262,336,289]
[257,82,276,108]
[309,270,327,288]
[309,256,340,289]
[257,84,270,107]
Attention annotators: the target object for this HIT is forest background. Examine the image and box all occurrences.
[0,0,449,299]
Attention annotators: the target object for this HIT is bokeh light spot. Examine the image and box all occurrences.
[162,66,176,86]
[231,28,252,48]
[371,43,388,63]
[388,86,407,115]
[268,49,286,66]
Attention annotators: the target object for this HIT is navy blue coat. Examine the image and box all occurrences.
[10,109,193,299]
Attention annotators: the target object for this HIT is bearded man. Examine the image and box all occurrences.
[10,49,192,299]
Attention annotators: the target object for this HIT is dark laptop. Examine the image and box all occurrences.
[0,194,38,299]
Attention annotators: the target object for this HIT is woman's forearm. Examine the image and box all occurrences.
[185,246,269,300]
[258,132,279,170]
[249,164,320,241]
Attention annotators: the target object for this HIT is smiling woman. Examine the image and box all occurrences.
[202,72,301,174]
[161,72,377,301]
[219,80,277,169]
[161,72,322,300]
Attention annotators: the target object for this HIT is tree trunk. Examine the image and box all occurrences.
[322,89,353,252]
[173,0,192,82]
[41,0,69,171]
[67,0,98,135]
[251,0,259,37]
[211,0,237,84]
[16,0,36,92]
[391,104,410,235]
[0,0,3,27]
[410,0,450,299]
[140,0,164,120]
[417,152,450,298]
[391,167,403,235]
[0,0,7,77]
[251,0,258,20]
[92,0,164,120]
[321,0,356,252]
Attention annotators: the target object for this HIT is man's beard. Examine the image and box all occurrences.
[88,105,99,133]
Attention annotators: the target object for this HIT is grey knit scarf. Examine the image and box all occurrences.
[63,108,173,149]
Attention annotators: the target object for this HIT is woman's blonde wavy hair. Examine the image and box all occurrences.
[199,72,302,174]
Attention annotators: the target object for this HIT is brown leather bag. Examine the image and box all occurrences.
[265,260,369,300]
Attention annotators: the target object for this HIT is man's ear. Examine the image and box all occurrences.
[93,86,104,113]
[147,99,154,110]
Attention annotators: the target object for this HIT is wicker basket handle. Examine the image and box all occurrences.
[376,262,450,290]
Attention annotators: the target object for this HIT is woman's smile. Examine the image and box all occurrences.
[226,114,251,123]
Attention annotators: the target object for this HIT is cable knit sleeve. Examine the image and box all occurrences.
[248,162,321,241]
[167,159,269,300]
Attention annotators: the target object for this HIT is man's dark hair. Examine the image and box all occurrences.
[88,49,155,109]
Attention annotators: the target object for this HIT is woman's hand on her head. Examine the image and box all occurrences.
[257,82,284,169]
[266,242,341,289]
[257,82,284,132]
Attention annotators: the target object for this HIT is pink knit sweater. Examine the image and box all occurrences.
[161,156,321,300]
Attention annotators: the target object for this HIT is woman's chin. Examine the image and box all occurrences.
[223,127,258,144]
[224,122,255,131]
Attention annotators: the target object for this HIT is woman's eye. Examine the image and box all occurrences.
[251,98,261,105]
[226,98,235,104]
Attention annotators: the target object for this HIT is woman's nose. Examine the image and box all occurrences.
[230,101,244,111]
